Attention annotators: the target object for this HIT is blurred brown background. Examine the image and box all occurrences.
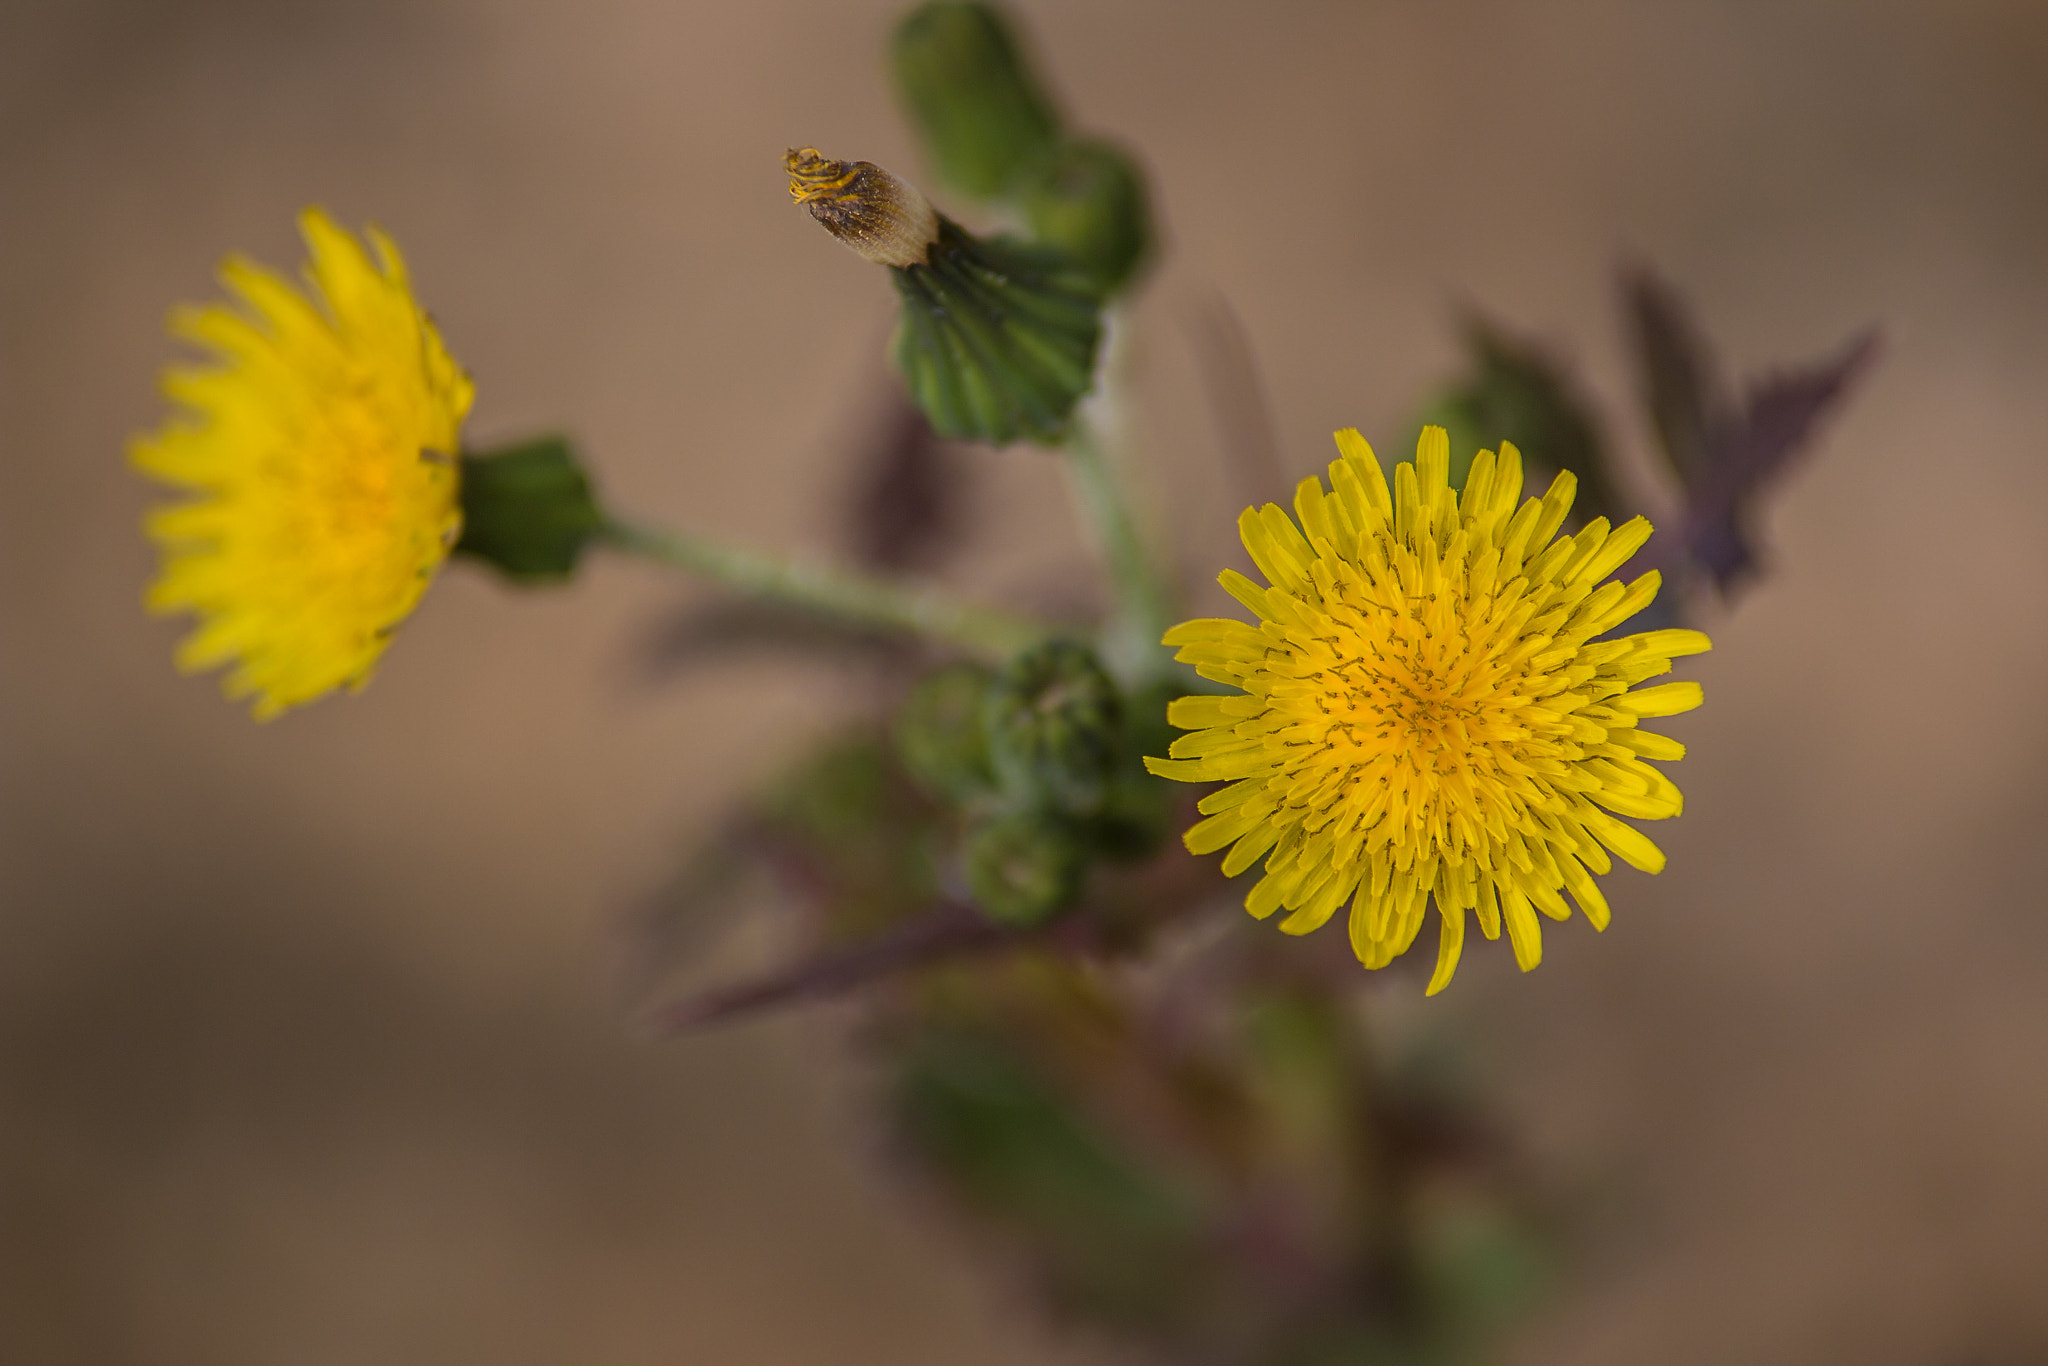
[5,1,2048,1362]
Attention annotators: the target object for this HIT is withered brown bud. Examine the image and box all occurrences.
[785,147,941,269]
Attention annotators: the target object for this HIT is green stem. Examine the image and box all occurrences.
[599,518,1047,660]
[1061,408,1176,683]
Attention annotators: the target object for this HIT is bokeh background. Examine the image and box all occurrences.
[6,1,2048,1362]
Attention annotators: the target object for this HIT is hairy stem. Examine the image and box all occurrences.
[1061,405,1176,684]
[599,518,1046,660]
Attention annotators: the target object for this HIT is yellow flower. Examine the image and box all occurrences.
[131,209,474,718]
[1147,427,1710,994]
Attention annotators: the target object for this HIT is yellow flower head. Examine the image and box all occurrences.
[1147,427,1710,994]
[130,208,474,719]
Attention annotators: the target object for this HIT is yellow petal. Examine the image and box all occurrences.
[1425,904,1466,995]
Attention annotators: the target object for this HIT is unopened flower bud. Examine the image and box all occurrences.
[964,809,1085,927]
[895,662,997,803]
[890,1,1062,199]
[1086,681,1180,860]
[983,640,1123,815]
[786,147,940,269]
[1020,139,1153,296]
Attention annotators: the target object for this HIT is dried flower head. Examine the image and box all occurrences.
[786,147,941,269]
[130,209,473,718]
[1149,427,1710,993]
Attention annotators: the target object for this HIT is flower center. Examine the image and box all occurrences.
[1320,595,1517,778]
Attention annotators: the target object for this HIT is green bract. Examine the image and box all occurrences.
[891,221,1104,446]
[455,435,604,583]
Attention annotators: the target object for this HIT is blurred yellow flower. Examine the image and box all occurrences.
[131,209,473,719]
[1148,427,1709,994]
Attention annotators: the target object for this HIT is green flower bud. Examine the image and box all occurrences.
[455,434,604,583]
[1019,139,1153,297]
[983,640,1122,815]
[891,1,1062,199]
[1087,774,1176,863]
[1085,682,1181,861]
[895,662,998,803]
[964,809,1086,927]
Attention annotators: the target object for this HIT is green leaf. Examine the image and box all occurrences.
[455,435,604,583]
[1421,317,1619,526]
[891,1,1063,199]
[892,1027,1206,1313]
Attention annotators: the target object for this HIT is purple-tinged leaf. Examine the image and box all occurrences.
[612,815,782,1004]
[1623,265,1729,491]
[1622,266,1880,593]
[1679,329,1882,590]
[645,900,1007,1033]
